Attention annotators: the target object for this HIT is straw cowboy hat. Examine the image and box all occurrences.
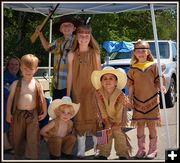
[52,15,81,35]
[48,96,80,119]
[91,66,127,90]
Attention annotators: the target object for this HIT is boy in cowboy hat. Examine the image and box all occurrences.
[40,96,80,159]
[36,15,80,100]
[91,66,134,160]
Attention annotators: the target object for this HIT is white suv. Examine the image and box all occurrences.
[103,40,177,108]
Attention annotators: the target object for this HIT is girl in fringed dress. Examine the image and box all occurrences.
[127,40,166,159]
[66,24,101,158]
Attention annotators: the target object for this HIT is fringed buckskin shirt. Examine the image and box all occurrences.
[95,87,132,128]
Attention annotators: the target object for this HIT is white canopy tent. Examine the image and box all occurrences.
[3,2,176,16]
[3,1,177,149]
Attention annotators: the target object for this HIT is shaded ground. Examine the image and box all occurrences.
[3,103,178,161]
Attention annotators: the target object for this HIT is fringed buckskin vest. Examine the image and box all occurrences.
[13,78,44,114]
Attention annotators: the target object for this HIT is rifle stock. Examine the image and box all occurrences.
[30,4,59,44]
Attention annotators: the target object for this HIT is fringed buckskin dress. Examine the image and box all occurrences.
[71,48,99,136]
[127,62,165,127]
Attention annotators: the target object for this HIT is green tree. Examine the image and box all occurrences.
[3,8,177,66]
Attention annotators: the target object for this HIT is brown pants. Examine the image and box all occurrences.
[47,134,76,157]
[98,128,131,158]
[12,109,40,159]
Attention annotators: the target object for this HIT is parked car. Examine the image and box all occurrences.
[102,40,177,108]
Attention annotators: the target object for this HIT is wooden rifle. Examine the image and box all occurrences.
[30,4,59,44]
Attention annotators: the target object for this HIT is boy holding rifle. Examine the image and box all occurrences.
[36,15,80,100]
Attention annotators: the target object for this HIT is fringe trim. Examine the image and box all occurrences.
[130,119,162,128]
[123,132,132,157]
[120,108,129,127]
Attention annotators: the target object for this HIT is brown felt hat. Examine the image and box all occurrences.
[52,15,81,35]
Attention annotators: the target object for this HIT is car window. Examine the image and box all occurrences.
[110,51,133,60]
[149,42,169,59]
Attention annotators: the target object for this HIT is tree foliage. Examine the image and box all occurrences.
[3,8,177,65]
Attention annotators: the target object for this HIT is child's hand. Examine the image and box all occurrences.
[106,128,112,137]
[6,113,12,123]
[103,118,112,129]
[104,123,112,130]
[162,86,167,94]
[40,132,50,142]
[161,63,166,74]
[43,131,51,137]
[38,112,47,121]
[112,125,120,130]
[128,102,134,110]
[35,26,43,36]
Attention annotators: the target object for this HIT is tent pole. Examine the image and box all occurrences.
[150,4,171,148]
[48,19,52,82]
[105,53,110,66]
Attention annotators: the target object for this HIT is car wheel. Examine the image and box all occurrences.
[165,78,176,108]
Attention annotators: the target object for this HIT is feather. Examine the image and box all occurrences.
[85,17,91,25]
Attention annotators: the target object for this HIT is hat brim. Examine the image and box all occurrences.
[48,99,80,119]
[91,68,127,90]
[52,16,81,35]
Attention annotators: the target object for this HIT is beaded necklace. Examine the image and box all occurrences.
[77,49,89,64]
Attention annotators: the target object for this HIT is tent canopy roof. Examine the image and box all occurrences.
[3,2,177,17]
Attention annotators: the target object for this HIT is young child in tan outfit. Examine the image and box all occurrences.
[6,54,47,159]
[127,40,166,159]
[91,66,134,160]
[40,96,80,159]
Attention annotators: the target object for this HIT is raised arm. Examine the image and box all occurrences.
[36,27,50,51]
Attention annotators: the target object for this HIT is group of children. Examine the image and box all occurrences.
[4,15,166,160]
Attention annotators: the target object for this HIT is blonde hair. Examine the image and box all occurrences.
[55,104,74,117]
[21,54,39,68]
[131,40,154,65]
[71,25,100,55]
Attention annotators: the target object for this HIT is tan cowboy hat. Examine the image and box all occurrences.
[91,66,127,90]
[48,96,80,119]
[52,15,81,35]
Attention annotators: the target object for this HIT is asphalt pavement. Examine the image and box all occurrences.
[3,103,178,161]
